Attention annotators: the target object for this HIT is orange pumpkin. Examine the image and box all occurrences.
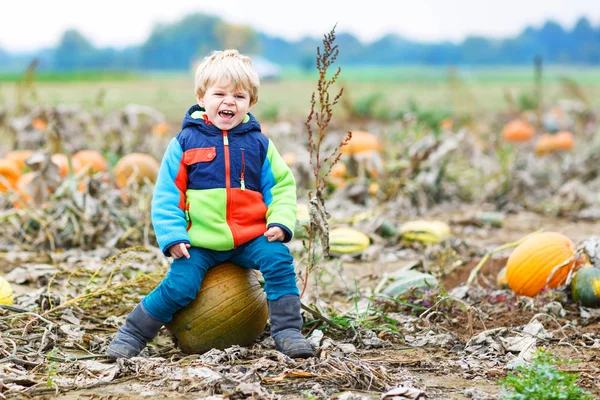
[330,162,347,178]
[553,131,574,151]
[534,134,557,156]
[113,153,160,188]
[535,131,575,156]
[13,172,35,208]
[72,150,107,174]
[51,154,83,176]
[502,119,535,142]
[4,150,33,172]
[0,159,21,192]
[342,131,382,155]
[506,232,581,297]
[31,118,47,131]
[152,122,170,136]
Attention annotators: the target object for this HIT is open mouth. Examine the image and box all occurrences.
[218,110,235,119]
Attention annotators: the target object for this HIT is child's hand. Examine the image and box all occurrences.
[169,243,191,259]
[264,226,285,242]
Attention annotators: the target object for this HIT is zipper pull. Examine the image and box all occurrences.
[240,179,245,191]
[223,131,229,146]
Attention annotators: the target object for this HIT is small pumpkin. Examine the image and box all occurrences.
[570,266,600,308]
[535,131,575,156]
[534,134,556,156]
[13,172,36,208]
[553,131,574,151]
[0,159,21,192]
[72,150,108,174]
[506,232,581,297]
[3,150,33,172]
[342,131,382,155]
[51,154,82,176]
[151,122,170,136]
[113,153,160,188]
[502,119,535,142]
[166,262,268,354]
[31,118,47,131]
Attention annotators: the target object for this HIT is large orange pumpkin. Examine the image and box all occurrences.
[4,150,33,172]
[506,232,581,297]
[72,150,107,174]
[0,159,21,192]
[166,262,268,354]
[113,153,160,188]
[502,120,535,142]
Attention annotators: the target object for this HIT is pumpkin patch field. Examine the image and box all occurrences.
[2,67,600,400]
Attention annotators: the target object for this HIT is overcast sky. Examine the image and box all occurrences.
[1,0,599,52]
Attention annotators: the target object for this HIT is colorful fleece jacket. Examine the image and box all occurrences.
[151,104,297,256]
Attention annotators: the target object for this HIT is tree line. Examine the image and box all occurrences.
[1,13,599,71]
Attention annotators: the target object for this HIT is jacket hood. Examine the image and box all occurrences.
[181,104,261,135]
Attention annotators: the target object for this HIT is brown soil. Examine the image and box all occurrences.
[3,210,600,400]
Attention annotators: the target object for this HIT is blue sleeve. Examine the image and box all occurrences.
[151,138,190,256]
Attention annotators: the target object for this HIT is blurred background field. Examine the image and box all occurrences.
[2,65,600,123]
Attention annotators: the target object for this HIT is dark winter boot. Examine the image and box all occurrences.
[268,295,314,359]
[106,302,164,359]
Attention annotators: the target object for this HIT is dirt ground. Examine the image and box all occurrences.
[2,208,600,400]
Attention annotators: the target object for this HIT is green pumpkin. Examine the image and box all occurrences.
[166,262,269,354]
[382,270,439,297]
[571,267,600,308]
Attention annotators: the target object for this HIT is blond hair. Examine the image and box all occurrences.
[194,49,260,105]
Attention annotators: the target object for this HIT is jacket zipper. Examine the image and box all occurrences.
[223,130,238,245]
[185,203,192,231]
[240,148,245,191]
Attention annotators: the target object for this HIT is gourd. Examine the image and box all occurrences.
[399,220,450,244]
[506,232,581,297]
[329,227,370,255]
[113,153,160,188]
[382,270,439,297]
[0,276,14,305]
[166,262,268,354]
[502,119,534,142]
[570,266,600,308]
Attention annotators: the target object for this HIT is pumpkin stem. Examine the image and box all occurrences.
[466,229,544,286]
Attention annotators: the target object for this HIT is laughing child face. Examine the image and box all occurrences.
[196,79,252,131]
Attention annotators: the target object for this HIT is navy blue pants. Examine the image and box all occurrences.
[143,235,299,322]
